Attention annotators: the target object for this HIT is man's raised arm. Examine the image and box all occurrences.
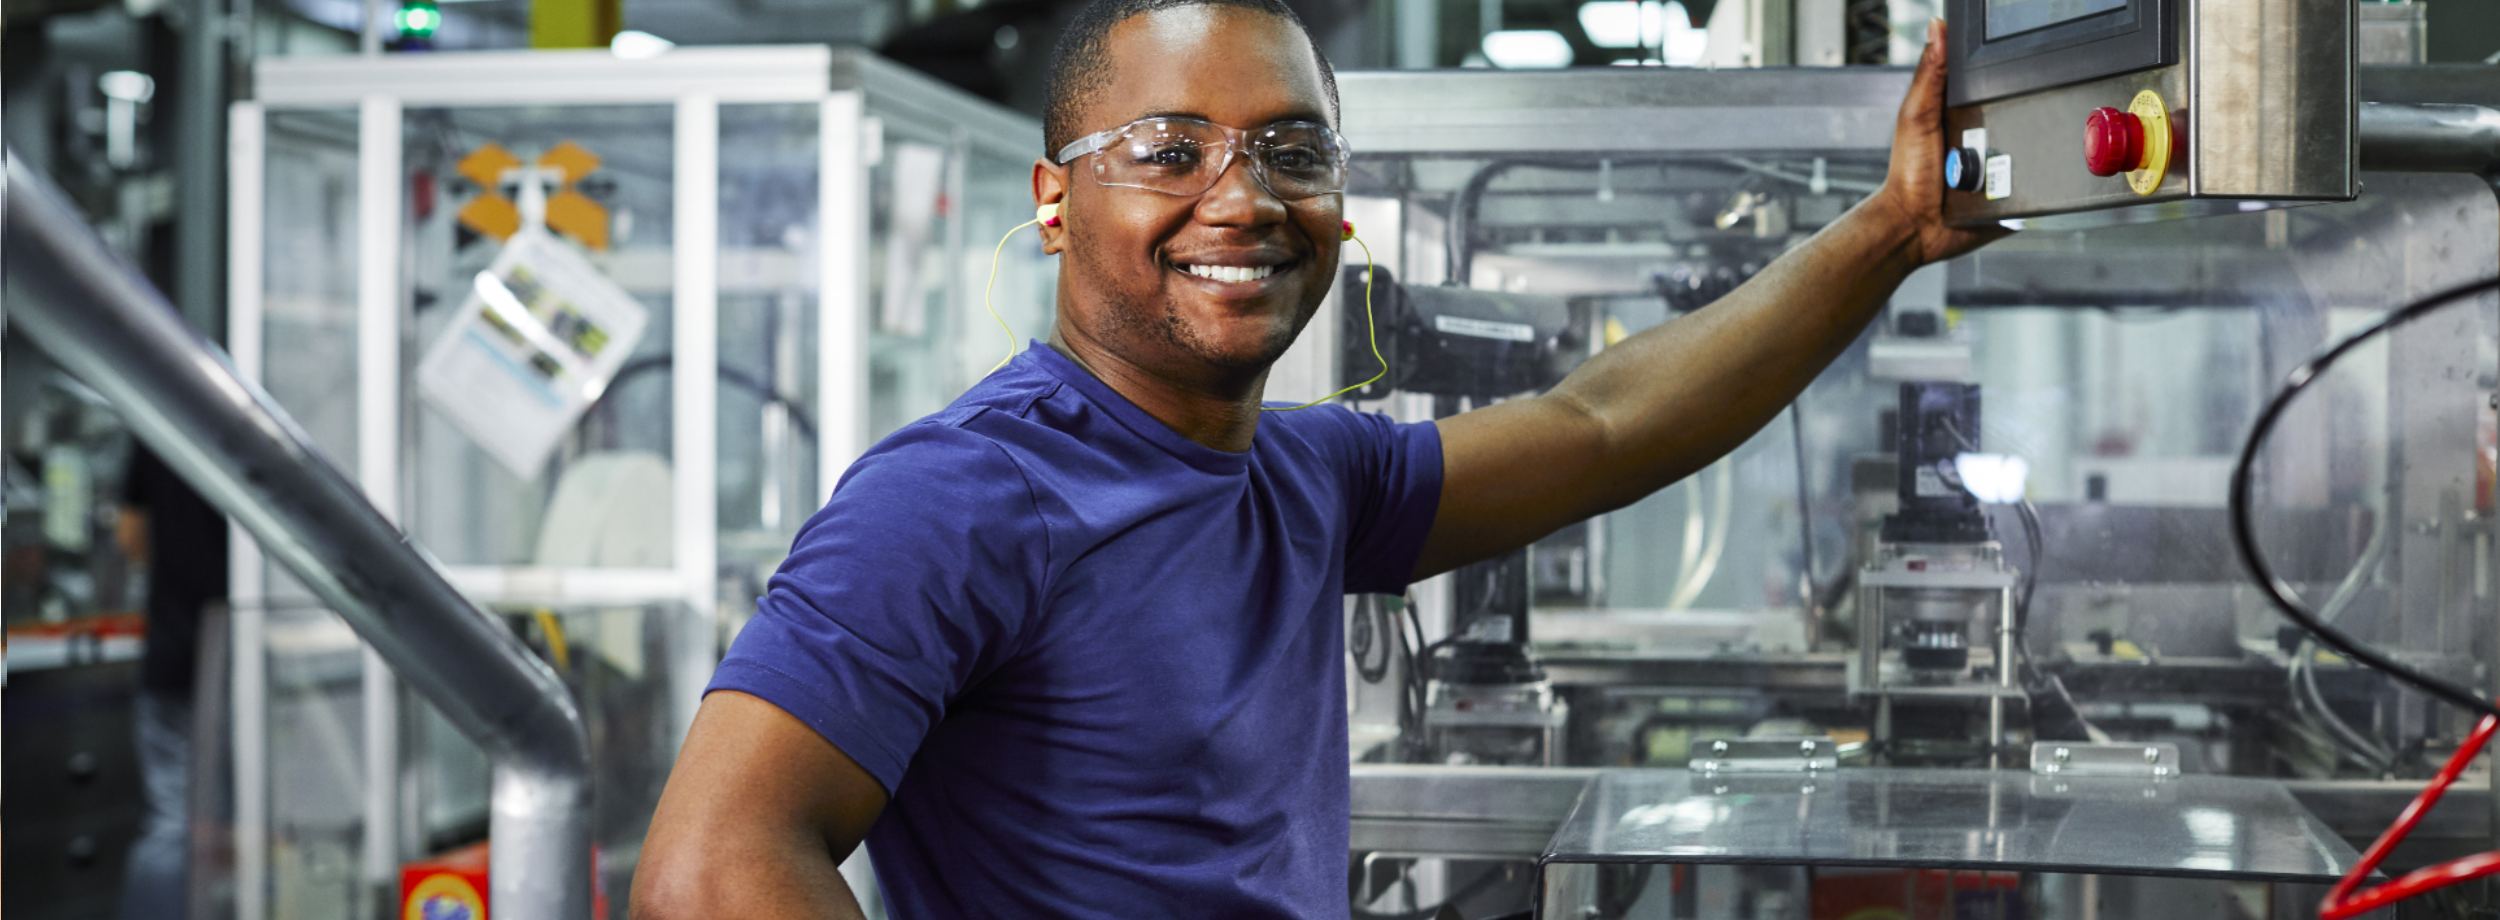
[1412,19,2007,580]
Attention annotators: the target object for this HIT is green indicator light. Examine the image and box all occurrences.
[396,0,440,38]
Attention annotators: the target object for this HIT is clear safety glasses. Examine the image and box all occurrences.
[1054,116,1351,201]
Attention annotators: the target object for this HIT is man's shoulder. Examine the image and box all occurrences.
[1256,402,1425,461]
[851,409,1027,485]
[802,415,1050,559]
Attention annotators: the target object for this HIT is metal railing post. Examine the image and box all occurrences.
[3,152,594,920]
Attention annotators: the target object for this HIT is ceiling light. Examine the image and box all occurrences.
[610,30,674,60]
[1664,7,1709,65]
[1578,1,1659,49]
[1482,30,1574,69]
[98,71,155,104]
[1578,2,1708,65]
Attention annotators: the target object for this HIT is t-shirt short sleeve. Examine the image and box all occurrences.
[706,419,1050,794]
[1329,409,1445,595]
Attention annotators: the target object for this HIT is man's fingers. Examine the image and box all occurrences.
[1901,19,1947,122]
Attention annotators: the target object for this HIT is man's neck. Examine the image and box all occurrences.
[1048,328,1265,453]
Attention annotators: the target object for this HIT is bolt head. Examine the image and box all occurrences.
[2054,747,2071,763]
[1800,739,1820,756]
[2144,747,2162,764]
[1712,740,1730,755]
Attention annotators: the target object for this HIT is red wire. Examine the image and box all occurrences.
[2320,714,2500,919]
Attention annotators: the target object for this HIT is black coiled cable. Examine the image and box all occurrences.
[2229,275,2500,720]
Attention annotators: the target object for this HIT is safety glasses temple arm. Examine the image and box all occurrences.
[1055,130,1114,165]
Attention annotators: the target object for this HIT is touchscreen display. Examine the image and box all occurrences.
[1986,0,2127,40]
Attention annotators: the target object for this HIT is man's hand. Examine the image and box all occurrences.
[1411,23,2005,579]
[1873,19,2011,266]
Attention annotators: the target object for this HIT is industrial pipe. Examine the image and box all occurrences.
[2359,102,2500,174]
[3,153,594,919]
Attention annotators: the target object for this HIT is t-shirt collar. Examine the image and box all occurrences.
[1022,340,1253,474]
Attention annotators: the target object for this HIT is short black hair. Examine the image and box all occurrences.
[1042,0,1340,158]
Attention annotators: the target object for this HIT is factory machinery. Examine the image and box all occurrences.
[13,4,2500,919]
[1324,2,2500,917]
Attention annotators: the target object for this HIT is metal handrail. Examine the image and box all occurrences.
[5,153,594,919]
[2361,102,2500,174]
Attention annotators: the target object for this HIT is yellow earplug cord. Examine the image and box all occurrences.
[984,215,1046,372]
[982,218,1388,411]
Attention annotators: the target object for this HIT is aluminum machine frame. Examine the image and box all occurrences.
[226,46,1043,919]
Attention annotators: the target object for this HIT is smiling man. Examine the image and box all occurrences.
[631,1,1996,917]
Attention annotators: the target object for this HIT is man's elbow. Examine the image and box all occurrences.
[629,832,862,920]
[629,845,721,920]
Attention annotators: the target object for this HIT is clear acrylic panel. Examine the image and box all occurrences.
[955,136,1059,396]
[401,104,678,569]
[258,107,364,603]
[256,601,375,919]
[1975,173,2500,756]
[1538,863,2378,919]
[253,108,384,920]
[716,103,824,588]
[1345,151,2500,777]
[863,110,1058,441]
[1343,153,1897,623]
[398,602,680,915]
[1538,769,2384,919]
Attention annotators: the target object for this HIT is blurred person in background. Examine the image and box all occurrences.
[117,444,227,920]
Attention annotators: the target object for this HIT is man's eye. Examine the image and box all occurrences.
[1267,147,1323,172]
[1131,143,1203,167]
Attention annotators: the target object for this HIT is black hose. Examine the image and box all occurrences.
[1845,0,1892,64]
[1350,862,1508,920]
[2229,275,2500,719]
[1446,160,1534,286]
[1398,595,1431,747]
[603,354,821,442]
[2008,498,2101,741]
[1790,405,1821,618]
[1443,159,1796,285]
[1354,595,1394,684]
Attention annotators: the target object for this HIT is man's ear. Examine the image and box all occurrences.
[1033,159,1070,255]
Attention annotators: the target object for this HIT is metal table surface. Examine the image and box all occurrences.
[1544,768,2364,882]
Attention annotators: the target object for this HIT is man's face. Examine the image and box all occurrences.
[1039,6,1344,379]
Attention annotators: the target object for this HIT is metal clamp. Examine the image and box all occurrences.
[2031,742,2180,778]
[1690,737,1840,773]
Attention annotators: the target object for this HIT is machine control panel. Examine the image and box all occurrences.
[1942,0,2354,229]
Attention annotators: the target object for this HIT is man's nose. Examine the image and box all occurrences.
[1195,146,1287,228]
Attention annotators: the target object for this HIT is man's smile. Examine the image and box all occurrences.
[1164,251,1303,297]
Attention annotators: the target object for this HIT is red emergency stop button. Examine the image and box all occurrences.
[2084,106,2144,177]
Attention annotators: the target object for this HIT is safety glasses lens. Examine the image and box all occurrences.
[1100,120,1230,194]
[1094,119,1348,199]
[1250,123,1346,198]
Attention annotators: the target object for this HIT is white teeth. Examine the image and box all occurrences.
[1183,264,1277,283]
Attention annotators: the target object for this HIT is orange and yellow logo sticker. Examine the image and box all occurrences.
[405,874,486,920]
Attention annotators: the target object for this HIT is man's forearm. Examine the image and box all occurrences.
[1544,197,1923,516]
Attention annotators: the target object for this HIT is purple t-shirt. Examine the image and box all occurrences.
[706,342,1443,918]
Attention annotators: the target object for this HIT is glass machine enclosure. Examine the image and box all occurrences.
[1311,65,2498,920]
[225,47,1052,918]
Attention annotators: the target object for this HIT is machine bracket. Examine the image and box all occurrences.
[1690,737,1840,773]
[2030,741,2181,777]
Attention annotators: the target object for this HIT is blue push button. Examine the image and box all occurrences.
[1944,147,1983,193]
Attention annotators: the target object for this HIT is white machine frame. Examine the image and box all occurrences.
[226,46,1040,919]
